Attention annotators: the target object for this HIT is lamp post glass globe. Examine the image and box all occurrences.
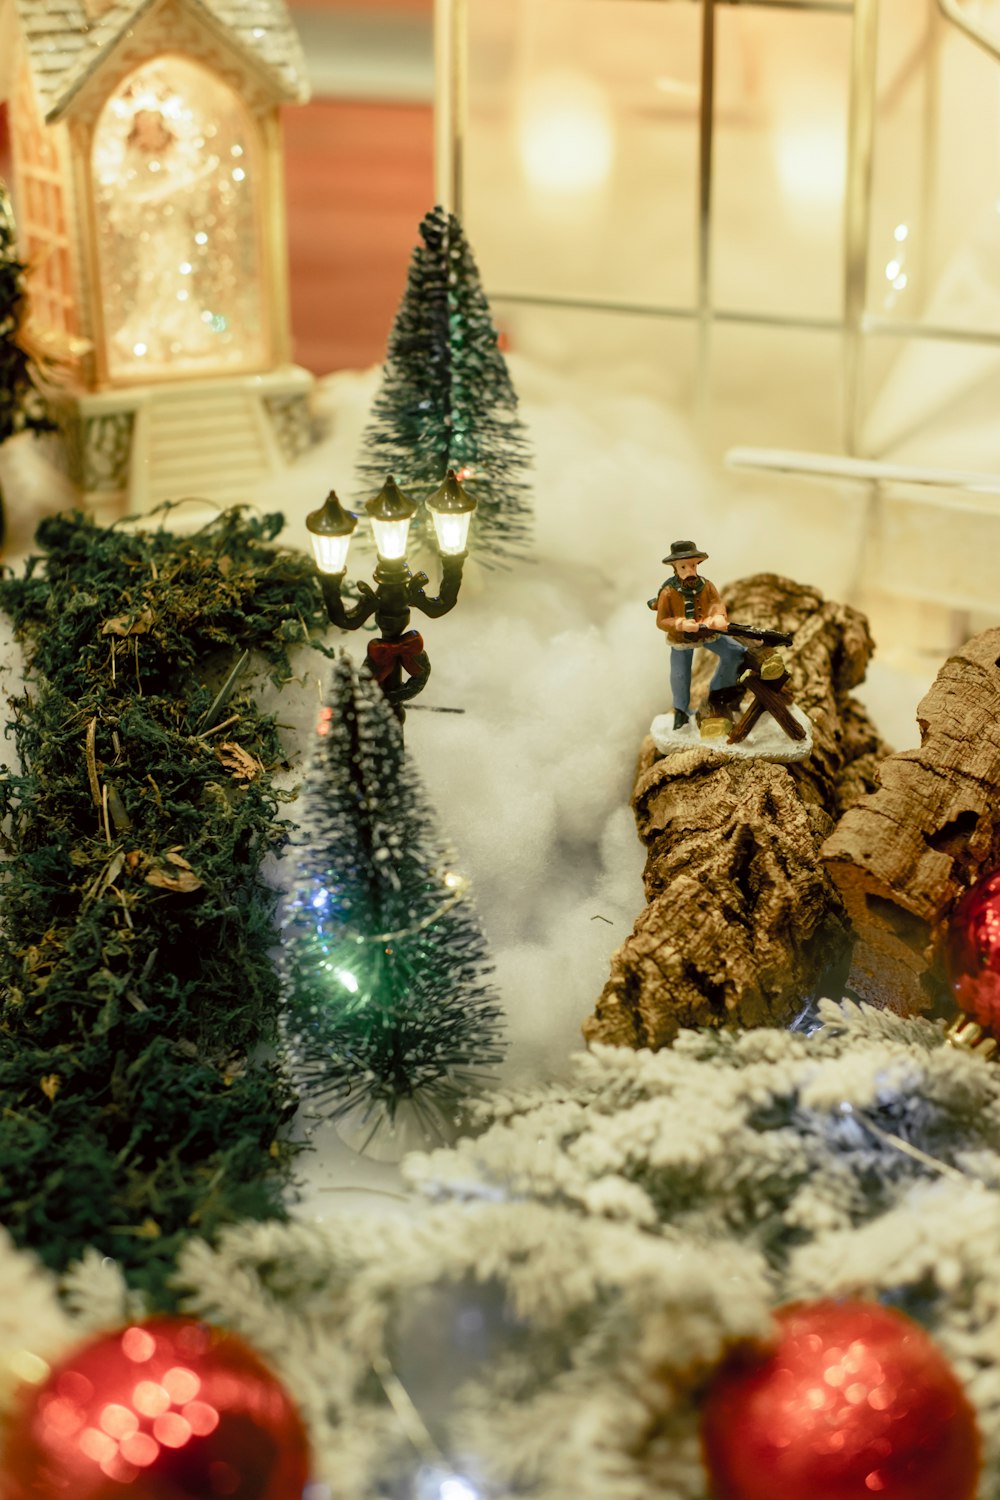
[427,470,477,556]
[430,509,472,556]
[311,531,353,574]
[367,477,418,561]
[370,517,412,560]
[306,490,358,575]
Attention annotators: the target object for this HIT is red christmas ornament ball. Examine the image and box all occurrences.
[701,1300,979,1500]
[944,869,1000,1033]
[5,1317,311,1500]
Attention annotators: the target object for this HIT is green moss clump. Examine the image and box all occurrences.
[0,508,331,1297]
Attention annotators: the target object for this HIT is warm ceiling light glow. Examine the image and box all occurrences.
[774,124,845,207]
[517,71,615,195]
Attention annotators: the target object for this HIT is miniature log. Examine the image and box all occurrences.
[583,575,888,1050]
[822,627,1000,1015]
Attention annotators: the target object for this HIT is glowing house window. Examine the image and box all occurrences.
[92,56,267,380]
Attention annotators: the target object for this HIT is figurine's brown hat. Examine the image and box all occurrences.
[662,539,708,564]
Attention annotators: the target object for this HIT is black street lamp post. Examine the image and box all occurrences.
[306,472,476,718]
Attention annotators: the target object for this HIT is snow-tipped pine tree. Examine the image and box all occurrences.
[356,205,532,564]
[279,654,506,1148]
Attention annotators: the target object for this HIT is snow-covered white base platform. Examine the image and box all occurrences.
[650,704,814,762]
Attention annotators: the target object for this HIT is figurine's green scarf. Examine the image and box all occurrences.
[675,572,706,619]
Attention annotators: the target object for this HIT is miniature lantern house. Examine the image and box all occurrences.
[0,0,314,514]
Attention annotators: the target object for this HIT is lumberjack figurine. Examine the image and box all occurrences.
[650,542,798,742]
[654,541,747,730]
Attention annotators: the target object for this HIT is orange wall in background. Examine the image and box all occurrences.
[283,2,435,374]
[283,97,434,374]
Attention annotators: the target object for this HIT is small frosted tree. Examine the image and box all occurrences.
[356,205,532,564]
[279,654,506,1149]
[0,183,52,543]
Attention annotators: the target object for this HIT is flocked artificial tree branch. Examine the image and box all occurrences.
[0,1004,993,1494]
[278,653,506,1151]
[356,205,533,564]
[148,1001,1000,1499]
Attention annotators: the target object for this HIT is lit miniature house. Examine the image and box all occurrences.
[0,0,314,514]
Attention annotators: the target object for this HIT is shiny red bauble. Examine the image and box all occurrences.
[701,1300,979,1500]
[943,870,1000,1033]
[5,1317,311,1500]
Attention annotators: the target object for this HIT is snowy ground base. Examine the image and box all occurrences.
[650,703,814,762]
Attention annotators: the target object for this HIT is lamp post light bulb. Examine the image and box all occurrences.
[432,513,471,555]
[367,476,417,561]
[439,1480,479,1500]
[427,470,477,557]
[306,491,358,575]
[370,519,411,561]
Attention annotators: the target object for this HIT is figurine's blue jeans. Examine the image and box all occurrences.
[669,637,744,715]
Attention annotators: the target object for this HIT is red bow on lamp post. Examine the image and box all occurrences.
[366,630,429,690]
[306,472,476,723]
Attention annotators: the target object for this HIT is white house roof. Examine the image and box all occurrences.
[11,0,309,119]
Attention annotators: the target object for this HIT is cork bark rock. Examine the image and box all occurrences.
[584,575,888,1050]
[822,628,1000,1015]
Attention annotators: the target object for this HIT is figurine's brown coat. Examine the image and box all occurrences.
[656,578,725,645]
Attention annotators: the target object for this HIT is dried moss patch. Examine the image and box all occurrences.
[0,508,330,1297]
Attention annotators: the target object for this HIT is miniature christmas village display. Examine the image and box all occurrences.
[2,5,1000,1499]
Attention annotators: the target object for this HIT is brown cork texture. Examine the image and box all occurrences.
[822,628,1000,1016]
[583,575,889,1050]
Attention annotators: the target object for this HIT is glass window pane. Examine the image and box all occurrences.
[709,322,845,453]
[869,0,1000,336]
[497,300,699,408]
[465,0,700,310]
[713,5,851,319]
